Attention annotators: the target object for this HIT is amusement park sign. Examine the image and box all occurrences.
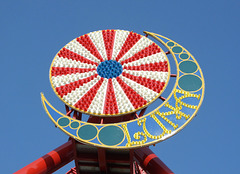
[42,30,204,149]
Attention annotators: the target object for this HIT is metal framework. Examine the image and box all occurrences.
[15,30,204,174]
[15,140,173,174]
[16,106,173,174]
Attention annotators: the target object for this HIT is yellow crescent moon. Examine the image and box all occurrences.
[42,31,204,149]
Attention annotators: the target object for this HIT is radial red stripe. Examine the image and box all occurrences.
[55,74,98,97]
[123,61,168,72]
[51,67,96,77]
[121,43,161,65]
[115,32,142,62]
[116,77,147,109]
[57,48,99,66]
[103,79,119,114]
[74,78,104,111]
[121,72,166,93]
[102,30,116,60]
[76,35,104,62]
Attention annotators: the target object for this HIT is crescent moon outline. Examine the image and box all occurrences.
[42,31,205,149]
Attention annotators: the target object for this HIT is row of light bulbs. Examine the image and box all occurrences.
[122,52,166,67]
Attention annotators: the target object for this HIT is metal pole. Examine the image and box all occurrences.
[14,141,74,174]
[134,147,174,174]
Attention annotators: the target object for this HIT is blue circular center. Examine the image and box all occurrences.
[97,60,123,79]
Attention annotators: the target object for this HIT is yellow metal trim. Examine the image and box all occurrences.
[42,31,205,149]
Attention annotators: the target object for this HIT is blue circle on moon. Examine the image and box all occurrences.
[70,121,80,129]
[172,46,183,53]
[178,75,202,91]
[78,125,97,140]
[179,61,198,73]
[97,60,123,79]
[167,41,174,47]
[58,117,70,127]
[179,53,189,59]
[98,126,124,146]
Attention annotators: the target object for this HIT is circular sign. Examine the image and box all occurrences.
[42,30,205,149]
[50,30,170,116]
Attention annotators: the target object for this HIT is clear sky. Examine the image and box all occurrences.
[0,0,239,173]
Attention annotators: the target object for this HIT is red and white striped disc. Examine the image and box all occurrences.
[50,30,170,116]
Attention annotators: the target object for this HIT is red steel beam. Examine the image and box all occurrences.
[66,167,77,174]
[129,150,134,174]
[14,141,74,174]
[159,96,166,101]
[98,148,107,172]
[134,147,174,174]
[166,51,170,55]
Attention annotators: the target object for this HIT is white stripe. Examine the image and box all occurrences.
[65,40,101,64]
[119,75,158,102]
[88,31,108,61]
[112,78,134,112]
[63,76,101,106]
[122,52,166,67]
[87,78,108,114]
[112,30,130,60]
[53,56,97,69]
[118,37,153,63]
[51,70,97,88]
[123,69,168,82]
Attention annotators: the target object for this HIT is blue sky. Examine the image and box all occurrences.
[0,0,239,173]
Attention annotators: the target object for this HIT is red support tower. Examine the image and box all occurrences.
[15,139,173,174]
